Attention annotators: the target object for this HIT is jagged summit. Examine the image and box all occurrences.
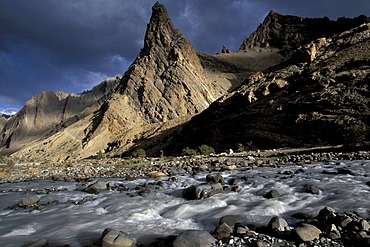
[142,2,178,53]
[112,2,222,123]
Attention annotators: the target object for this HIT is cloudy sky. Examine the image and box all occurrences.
[1,0,369,115]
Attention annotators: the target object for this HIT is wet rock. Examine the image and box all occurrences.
[82,181,108,194]
[264,189,279,199]
[317,206,337,221]
[268,216,289,232]
[219,215,241,227]
[206,173,224,184]
[182,183,223,200]
[213,222,233,239]
[304,184,321,195]
[101,228,136,247]
[27,238,48,247]
[337,168,353,175]
[18,196,40,208]
[173,230,216,247]
[294,223,322,242]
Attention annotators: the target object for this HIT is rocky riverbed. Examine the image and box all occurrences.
[0,150,370,247]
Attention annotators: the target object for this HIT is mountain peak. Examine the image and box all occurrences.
[142,2,178,53]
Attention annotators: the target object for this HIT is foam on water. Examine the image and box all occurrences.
[0,160,370,246]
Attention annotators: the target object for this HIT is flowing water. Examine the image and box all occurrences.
[0,160,370,246]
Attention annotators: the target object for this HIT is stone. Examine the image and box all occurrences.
[101,228,136,247]
[82,181,108,194]
[264,190,279,199]
[212,222,233,239]
[360,220,370,231]
[268,216,289,232]
[206,173,224,184]
[304,184,320,195]
[317,206,336,220]
[173,230,216,247]
[182,183,223,200]
[18,196,40,208]
[295,224,322,242]
[27,239,48,247]
[148,171,167,178]
[219,215,241,227]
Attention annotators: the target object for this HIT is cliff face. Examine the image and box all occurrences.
[163,23,370,154]
[239,11,370,52]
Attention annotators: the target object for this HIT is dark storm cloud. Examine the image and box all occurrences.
[0,0,369,113]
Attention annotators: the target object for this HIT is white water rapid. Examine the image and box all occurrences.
[0,160,370,246]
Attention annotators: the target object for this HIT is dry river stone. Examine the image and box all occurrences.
[268,216,289,232]
[101,228,136,247]
[295,223,322,242]
[173,230,217,247]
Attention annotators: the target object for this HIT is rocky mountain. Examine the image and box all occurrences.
[0,3,247,161]
[160,23,370,155]
[1,3,368,161]
[0,77,119,155]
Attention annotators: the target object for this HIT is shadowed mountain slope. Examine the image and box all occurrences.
[156,23,370,155]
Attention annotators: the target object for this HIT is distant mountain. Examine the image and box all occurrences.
[0,77,119,155]
[160,23,370,154]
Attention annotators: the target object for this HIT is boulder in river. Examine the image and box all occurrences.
[18,196,40,208]
[182,183,223,200]
[82,181,108,194]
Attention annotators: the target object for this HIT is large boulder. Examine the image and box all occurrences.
[173,230,216,247]
[268,216,289,232]
[101,228,136,247]
[294,224,322,242]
